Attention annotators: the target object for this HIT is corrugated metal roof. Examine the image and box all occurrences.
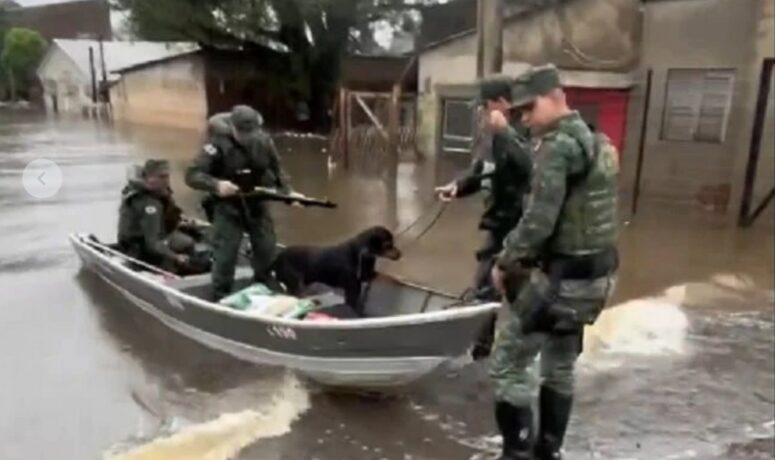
[45,39,199,78]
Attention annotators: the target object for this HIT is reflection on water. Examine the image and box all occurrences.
[106,374,309,460]
[0,112,772,460]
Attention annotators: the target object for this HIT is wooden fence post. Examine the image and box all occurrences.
[339,88,349,169]
[388,84,401,157]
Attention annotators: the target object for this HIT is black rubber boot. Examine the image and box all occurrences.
[495,402,534,460]
[534,387,574,460]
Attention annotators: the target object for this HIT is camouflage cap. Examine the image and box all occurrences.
[474,75,514,106]
[142,159,170,177]
[230,105,263,134]
[511,64,562,107]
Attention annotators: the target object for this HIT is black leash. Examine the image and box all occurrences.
[393,200,448,247]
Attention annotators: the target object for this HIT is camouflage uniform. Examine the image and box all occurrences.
[455,76,533,359]
[118,160,193,271]
[490,66,619,460]
[185,105,291,300]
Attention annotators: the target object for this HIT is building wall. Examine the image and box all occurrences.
[110,55,207,130]
[416,0,641,156]
[622,0,762,210]
[37,47,92,114]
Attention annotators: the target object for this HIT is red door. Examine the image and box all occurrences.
[565,88,630,154]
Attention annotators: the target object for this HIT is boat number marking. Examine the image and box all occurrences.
[267,326,297,340]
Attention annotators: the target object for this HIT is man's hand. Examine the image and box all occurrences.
[215,180,240,198]
[435,183,458,202]
[487,110,509,131]
[492,261,532,297]
[175,254,190,266]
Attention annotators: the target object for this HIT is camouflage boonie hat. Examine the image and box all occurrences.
[473,75,514,106]
[142,159,170,177]
[511,64,562,107]
[230,105,263,134]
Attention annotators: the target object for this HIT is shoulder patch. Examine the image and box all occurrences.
[203,144,218,156]
[145,205,158,215]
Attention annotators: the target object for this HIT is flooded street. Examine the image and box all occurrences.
[0,110,772,460]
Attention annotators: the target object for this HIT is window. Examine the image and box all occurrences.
[441,98,475,153]
[661,69,736,143]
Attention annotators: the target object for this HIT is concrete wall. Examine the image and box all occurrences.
[621,0,764,211]
[110,54,208,131]
[37,48,92,114]
[416,0,641,156]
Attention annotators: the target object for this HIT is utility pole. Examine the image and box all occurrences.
[98,35,108,102]
[476,0,504,78]
[88,46,98,104]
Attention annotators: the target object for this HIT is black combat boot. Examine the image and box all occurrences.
[495,401,534,460]
[534,386,574,460]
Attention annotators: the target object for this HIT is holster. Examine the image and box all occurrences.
[519,247,618,335]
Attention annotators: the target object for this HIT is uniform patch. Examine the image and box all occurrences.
[145,205,157,215]
[203,144,217,155]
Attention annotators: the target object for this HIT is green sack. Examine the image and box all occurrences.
[219,284,274,310]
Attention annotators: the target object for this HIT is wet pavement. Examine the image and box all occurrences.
[0,110,772,460]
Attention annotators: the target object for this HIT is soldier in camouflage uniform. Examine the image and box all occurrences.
[436,76,532,359]
[118,159,193,272]
[489,65,619,460]
[186,105,296,300]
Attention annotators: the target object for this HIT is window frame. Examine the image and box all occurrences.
[440,97,476,154]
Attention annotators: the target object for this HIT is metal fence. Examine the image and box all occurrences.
[329,90,419,172]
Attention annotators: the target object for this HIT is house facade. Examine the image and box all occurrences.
[36,39,198,115]
[108,51,417,132]
[623,0,774,220]
[110,52,207,130]
[418,0,774,219]
[416,0,641,156]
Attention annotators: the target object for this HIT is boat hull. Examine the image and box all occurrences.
[71,234,498,387]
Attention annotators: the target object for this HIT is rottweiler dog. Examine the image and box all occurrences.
[272,226,402,316]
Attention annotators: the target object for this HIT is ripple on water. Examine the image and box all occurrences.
[104,372,310,460]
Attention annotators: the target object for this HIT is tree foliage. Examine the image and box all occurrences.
[1,27,47,101]
[111,0,440,128]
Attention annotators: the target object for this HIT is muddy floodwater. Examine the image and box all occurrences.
[0,110,773,460]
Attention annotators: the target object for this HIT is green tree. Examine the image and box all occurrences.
[1,27,47,101]
[111,0,440,129]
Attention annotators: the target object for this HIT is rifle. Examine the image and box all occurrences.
[242,187,338,209]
